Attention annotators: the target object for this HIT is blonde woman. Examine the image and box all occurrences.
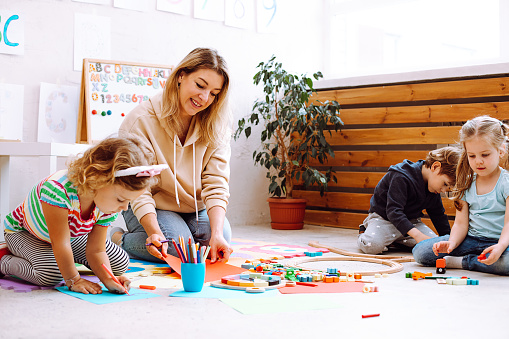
[115,47,233,263]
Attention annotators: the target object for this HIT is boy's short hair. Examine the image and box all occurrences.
[423,146,461,186]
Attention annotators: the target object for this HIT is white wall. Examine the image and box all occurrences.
[0,0,326,237]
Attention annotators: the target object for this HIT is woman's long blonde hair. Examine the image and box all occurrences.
[162,47,231,147]
[453,115,509,210]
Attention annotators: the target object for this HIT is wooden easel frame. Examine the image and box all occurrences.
[77,58,173,144]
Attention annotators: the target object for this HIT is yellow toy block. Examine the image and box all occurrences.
[253,279,269,287]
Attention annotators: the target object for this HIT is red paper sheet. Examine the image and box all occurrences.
[278,281,366,294]
[164,255,246,283]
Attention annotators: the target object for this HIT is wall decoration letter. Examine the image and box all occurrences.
[0,12,24,55]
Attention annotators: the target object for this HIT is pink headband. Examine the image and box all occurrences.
[114,164,169,178]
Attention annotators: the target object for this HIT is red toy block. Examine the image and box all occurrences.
[436,258,446,268]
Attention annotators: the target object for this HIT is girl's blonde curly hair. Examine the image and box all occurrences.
[452,115,509,210]
[67,137,156,196]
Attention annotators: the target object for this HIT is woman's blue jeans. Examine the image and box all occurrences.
[120,207,232,262]
[412,234,509,276]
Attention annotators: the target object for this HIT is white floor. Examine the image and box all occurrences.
[1,223,508,339]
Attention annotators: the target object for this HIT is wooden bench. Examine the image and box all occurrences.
[293,74,509,233]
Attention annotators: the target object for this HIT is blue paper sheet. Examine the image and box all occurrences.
[56,286,160,304]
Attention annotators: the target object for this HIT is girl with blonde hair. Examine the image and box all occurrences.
[413,115,509,275]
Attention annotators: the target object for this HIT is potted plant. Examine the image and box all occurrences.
[234,55,342,229]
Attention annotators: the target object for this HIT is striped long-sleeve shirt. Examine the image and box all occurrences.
[3,170,118,243]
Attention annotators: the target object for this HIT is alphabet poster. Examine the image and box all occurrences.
[0,11,24,55]
[77,59,173,143]
[0,83,24,141]
[37,83,79,143]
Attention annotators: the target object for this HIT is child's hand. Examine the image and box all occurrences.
[432,241,455,256]
[407,228,431,243]
[71,278,103,295]
[105,275,131,294]
[478,244,504,265]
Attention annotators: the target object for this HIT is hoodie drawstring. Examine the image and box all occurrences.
[174,137,198,221]
[193,142,198,222]
[174,137,180,207]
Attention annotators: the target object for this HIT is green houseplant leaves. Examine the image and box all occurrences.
[234,56,343,198]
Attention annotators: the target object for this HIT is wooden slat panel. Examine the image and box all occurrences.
[326,126,461,146]
[304,210,453,230]
[311,77,509,105]
[441,198,456,215]
[304,210,365,229]
[308,150,429,167]
[294,191,372,210]
[337,102,509,125]
[295,190,456,215]
[294,171,385,189]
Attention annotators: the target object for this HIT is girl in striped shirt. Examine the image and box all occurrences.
[0,137,164,294]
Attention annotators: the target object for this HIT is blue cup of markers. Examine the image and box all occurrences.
[181,263,206,292]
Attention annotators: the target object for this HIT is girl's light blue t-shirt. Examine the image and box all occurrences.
[465,168,509,239]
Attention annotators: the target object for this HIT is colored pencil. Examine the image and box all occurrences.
[171,238,185,262]
[145,239,170,246]
[200,246,206,262]
[296,281,318,287]
[177,243,187,263]
[179,236,187,262]
[203,246,211,261]
[101,263,130,295]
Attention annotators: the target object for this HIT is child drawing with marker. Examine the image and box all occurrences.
[413,116,509,275]
[0,137,165,293]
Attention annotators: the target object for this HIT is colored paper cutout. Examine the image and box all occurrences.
[278,281,366,294]
[170,285,280,299]
[0,276,63,293]
[229,238,329,259]
[130,259,169,267]
[220,294,342,315]
[164,255,246,282]
[55,286,160,304]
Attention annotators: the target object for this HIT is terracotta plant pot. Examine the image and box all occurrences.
[267,197,307,230]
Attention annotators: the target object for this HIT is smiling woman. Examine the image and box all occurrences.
[117,47,234,264]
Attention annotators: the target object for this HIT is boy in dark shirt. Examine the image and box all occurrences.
[358,146,460,254]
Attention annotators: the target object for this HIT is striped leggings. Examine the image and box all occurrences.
[0,231,129,286]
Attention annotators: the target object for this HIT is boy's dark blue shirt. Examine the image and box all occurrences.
[369,159,450,236]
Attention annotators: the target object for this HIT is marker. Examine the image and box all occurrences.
[101,263,130,295]
[362,313,380,318]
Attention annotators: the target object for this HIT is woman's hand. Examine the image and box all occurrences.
[478,244,504,265]
[208,235,232,263]
[69,278,103,295]
[432,241,456,256]
[145,234,168,260]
